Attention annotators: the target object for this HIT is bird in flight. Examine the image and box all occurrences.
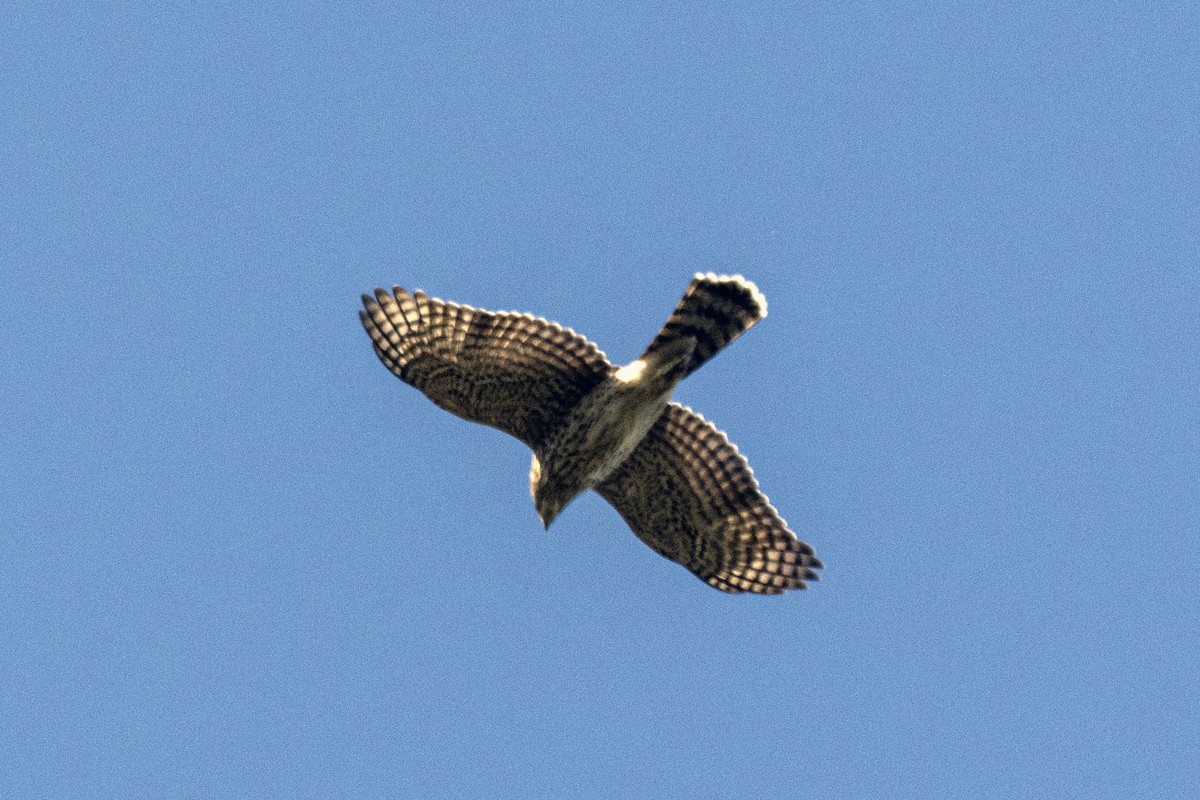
[359,274,821,594]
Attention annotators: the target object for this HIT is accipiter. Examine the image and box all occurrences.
[359,274,821,594]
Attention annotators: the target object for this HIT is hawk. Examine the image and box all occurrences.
[359,274,822,594]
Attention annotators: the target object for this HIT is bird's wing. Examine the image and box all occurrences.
[361,286,613,450]
[595,402,821,594]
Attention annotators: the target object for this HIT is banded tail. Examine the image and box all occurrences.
[640,273,767,379]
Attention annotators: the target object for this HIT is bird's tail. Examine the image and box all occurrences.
[638,273,767,379]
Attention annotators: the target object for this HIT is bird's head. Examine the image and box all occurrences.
[535,492,566,530]
[530,453,570,529]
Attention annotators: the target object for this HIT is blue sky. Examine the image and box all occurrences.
[3,3,1197,797]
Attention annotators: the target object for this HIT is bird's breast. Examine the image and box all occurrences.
[541,379,672,494]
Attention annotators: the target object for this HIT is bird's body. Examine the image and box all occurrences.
[530,334,695,526]
[360,274,821,594]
